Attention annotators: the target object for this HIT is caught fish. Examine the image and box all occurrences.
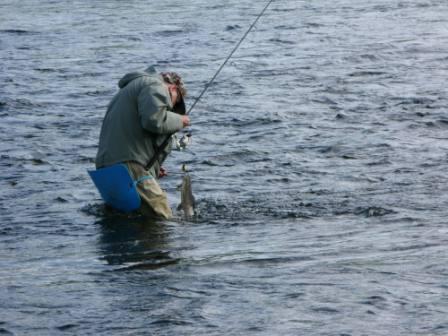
[178,173,196,218]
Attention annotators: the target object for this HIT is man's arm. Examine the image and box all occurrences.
[137,83,185,134]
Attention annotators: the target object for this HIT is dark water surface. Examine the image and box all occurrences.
[1,0,448,335]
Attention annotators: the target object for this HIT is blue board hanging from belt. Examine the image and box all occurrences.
[88,164,152,213]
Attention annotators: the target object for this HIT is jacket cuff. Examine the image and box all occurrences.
[164,111,184,133]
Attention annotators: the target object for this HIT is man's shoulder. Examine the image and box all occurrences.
[139,74,163,84]
[133,74,164,90]
[136,75,169,100]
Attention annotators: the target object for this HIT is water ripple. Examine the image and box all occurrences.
[1,0,447,335]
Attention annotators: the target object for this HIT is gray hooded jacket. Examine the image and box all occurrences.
[95,66,184,177]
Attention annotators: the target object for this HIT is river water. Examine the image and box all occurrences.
[1,0,448,335]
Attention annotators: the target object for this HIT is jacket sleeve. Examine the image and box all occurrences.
[137,82,184,134]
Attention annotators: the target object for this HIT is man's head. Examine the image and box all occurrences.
[162,72,187,115]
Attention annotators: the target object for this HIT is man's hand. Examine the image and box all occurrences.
[181,115,190,128]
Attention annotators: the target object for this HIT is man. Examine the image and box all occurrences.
[95,66,190,219]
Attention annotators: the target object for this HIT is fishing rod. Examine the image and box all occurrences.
[187,0,275,115]
[146,0,274,171]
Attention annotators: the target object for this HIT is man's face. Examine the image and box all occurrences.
[167,84,180,106]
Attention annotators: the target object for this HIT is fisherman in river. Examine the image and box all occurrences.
[95,66,190,219]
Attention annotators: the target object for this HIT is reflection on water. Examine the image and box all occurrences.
[97,214,180,270]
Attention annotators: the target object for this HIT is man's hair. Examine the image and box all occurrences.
[161,72,187,97]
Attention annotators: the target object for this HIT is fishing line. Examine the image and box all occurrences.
[186,0,275,115]
[146,0,274,171]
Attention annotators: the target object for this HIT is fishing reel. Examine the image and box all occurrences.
[174,132,192,150]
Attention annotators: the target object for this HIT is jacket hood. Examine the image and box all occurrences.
[118,66,158,89]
